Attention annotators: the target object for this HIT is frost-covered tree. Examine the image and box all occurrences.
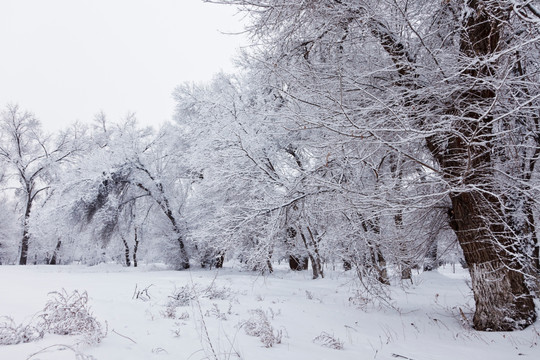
[174,72,334,274]
[209,0,540,330]
[174,73,290,272]
[66,117,193,268]
[27,115,196,268]
[174,72,397,279]
[0,104,76,265]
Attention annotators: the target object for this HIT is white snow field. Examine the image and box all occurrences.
[0,264,538,360]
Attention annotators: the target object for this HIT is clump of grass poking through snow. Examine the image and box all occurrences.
[240,308,282,348]
[39,289,106,345]
[313,331,344,350]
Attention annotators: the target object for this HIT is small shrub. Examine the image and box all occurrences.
[205,303,227,320]
[169,284,199,307]
[178,311,190,320]
[161,305,177,319]
[241,309,282,347]
[313,331,344,350]
[204,283,234,300]
[0,316,43,345]
[163,284,199,319]
[39,289,106,345]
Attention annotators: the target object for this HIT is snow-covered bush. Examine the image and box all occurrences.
[39,289,106,344]
[204,283,234,300]
[0,316,43,345]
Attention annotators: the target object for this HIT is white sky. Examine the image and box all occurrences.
[0,0,246,131]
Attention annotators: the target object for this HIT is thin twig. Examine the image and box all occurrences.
[112,329,137,344]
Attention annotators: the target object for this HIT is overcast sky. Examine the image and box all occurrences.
[0,0,246,131]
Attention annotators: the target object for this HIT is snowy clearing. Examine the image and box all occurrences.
[0,264,539,360]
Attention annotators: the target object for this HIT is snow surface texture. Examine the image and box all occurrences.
[0,264,538,360]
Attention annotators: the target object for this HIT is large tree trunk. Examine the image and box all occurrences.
[452,191,536,330]
[370,0,537,329]
[421,0,537,331]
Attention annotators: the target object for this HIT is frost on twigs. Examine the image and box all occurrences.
[163,282,236,319]
[0,316,43,345]
[39,289,106,345]
[0,289,105,346]
[240,308,282,347]
[313,331,344,350]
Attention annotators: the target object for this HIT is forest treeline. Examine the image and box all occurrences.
[1,0,539,331]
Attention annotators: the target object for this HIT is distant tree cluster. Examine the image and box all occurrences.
[0,0,539,332]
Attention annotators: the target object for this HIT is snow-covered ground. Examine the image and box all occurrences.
[0,264,538,360]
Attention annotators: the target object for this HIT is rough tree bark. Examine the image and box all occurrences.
[433,0,536,330]
[374,0,537,330]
